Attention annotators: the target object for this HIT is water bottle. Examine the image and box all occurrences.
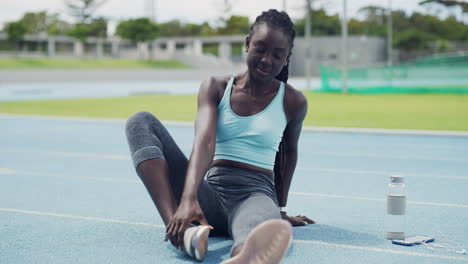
[385,175,406,240]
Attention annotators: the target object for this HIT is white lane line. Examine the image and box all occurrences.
[2,148,467,163]
[19,170,139,183]
[2,168,467,208]
[0,168,17,174]
[311,151,468,163]
[291,192,468,208]
[297,167,468,180]
[2,113,468,137]
[301,125,468,137]
[295,240,468,262]
[0,149,130,161]
[300,140,468,151]
[0,208,164,228]
[1,207,466,262]
[2,169,139,183]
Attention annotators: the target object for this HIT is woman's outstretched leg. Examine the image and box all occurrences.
[224,194,292,264]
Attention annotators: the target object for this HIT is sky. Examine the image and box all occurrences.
[0,0,455,33]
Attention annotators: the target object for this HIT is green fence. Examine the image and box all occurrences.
[320,53,468,93]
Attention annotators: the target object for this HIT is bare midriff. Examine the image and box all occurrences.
[211,159,273,177]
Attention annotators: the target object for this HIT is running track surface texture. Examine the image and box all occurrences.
[0,114,467,264]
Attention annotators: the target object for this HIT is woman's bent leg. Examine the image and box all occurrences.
[125,111,227,232]
[126,111,188,225]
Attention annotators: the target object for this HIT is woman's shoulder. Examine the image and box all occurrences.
[283,82,307,108]
[199,74,235,103]
[283,82,308,121]
[200,74,232,93]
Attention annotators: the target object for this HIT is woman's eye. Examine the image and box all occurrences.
[255,47,265,53]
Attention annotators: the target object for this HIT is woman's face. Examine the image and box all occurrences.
[246,24,291,82]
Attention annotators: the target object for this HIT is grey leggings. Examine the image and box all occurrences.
[125,111,281,251]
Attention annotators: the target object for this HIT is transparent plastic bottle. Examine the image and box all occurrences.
[385,175,406,240]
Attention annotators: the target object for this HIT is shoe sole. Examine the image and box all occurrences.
[192,225,210,261]
[220,219,293,264]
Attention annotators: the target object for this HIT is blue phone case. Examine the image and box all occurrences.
[392,236,434,246]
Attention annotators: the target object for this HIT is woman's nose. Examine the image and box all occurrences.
[260,52,273,65]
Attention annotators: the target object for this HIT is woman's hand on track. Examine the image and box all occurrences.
[165,198,213,250]
[281,212,315,226]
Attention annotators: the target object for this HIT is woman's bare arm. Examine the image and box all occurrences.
[277,87,315,225]
[166,76,223,249]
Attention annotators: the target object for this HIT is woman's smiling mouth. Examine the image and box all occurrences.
[256,66,269,76]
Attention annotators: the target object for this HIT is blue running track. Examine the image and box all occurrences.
[1,115,467,263]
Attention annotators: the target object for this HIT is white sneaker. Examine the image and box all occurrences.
[183,225,211,261]
[220,219,293,264]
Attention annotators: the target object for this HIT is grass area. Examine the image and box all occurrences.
[1,92,468,131]
[0,58,189,69]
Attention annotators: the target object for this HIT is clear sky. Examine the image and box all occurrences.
[0,0,451,33]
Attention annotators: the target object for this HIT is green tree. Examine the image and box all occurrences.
[348,18,366,35]
[158,20,182,36]
[391,10,412,33]
[5,21,27,42]
[295,8,341,36]
[217,15,249,35]
[5,21,27,53]
[67,18,107,41]
[158,20,217,37]
[116,18,159,42]
[20,11,48,34]
[158,20,203,36]
[357,6,387,37]
[88,17,107,37]
[11,11,71,36]
[65,0,107,41]
[46,14,72,35]
[393,28,437,50]
[65,0,107,23]
[419,0,468,13]
[213,0,237,27]
[200,22,217,36]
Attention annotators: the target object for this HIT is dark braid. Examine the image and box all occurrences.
[248,9,295,84]
[274,140,285,207]
[249,9,295,207]
[275,63,290,83]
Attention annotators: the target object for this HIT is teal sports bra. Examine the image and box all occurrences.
[214,75,287,170]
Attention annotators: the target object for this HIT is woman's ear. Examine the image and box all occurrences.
[286,53,292,66]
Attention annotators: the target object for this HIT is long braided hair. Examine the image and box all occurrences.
[248,9,296,205]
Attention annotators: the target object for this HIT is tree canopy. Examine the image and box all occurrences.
[4,11,71,37]
[67,17,107,41]
[293,6,468,51]
[65,0,108,24]
[3,3,467,52]
[116,18,159,42]
[5,21,27,42]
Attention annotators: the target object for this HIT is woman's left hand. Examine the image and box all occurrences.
[281,212,315,226]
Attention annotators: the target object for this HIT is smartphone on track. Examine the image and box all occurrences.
[392,235,434,246]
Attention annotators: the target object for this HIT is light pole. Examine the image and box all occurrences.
[305,0,312,91]
[387,0,393,66]
[341,0,348,93]
[145,0,156,22]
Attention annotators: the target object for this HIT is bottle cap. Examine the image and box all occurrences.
[390,175,404,183]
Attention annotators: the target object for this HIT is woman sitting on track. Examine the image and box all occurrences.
[125,9,314,263]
